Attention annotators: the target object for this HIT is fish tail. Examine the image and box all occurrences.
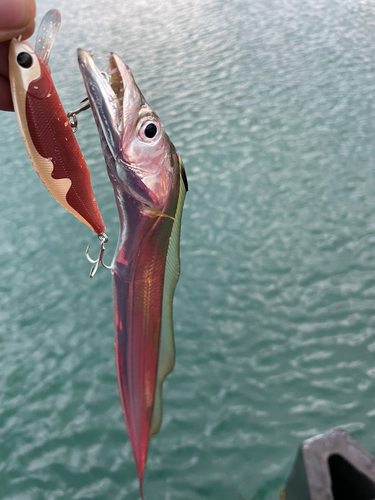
[139,475,144,500]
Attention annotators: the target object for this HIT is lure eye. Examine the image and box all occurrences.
[138,119,161,143]
[17,52,33,69]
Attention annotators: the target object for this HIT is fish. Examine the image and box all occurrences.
[8,10,105,235]
[77,49,188,498]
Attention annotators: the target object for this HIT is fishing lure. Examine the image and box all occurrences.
[78,49,188,498]
[9,10,106,254]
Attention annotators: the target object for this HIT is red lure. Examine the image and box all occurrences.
[9,15,104,235]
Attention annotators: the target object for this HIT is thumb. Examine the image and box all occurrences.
[0,0,36,43]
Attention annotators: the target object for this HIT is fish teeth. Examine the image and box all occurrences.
[100,70,110,83]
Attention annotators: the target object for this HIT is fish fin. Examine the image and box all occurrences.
[180,158,188,192]
[142,206,175,221]
[150,163,187,436]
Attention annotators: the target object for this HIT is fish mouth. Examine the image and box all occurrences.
[77,49,142,162]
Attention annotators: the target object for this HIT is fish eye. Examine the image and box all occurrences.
[138,119,161,142]
[17,52,33,69]
[144,122,157,138]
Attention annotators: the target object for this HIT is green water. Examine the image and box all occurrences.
[1,0,375,498]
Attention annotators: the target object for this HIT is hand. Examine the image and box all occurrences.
[0,0,36,111]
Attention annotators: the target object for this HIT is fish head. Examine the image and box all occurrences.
[78,49,175,211]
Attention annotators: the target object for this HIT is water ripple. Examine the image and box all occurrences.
[1,0,375,498]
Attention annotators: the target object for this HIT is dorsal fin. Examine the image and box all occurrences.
[150,159,187,436]
[179,155,188,192]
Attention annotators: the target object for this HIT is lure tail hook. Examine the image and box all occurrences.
[86,232,111,278]
[67,97,91,132]
[68,72,109,132]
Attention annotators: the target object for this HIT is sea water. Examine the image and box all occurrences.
[1,0,375,498]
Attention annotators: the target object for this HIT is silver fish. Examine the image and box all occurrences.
[78,49,188,498]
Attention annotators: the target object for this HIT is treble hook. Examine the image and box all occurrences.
[67,97,91,133]
[86,232,112,278]
[67,72,108,132]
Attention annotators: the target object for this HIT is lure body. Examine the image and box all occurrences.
[9,35,105,234]
[78,50,187,496]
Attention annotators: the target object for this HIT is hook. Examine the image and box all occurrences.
[67,97,91,133]
[86,232,111,278]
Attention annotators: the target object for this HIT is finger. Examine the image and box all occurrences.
[21,0,35,40]
[0,41,10,79]
[0,73,13,111]
[0,0,36,43]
